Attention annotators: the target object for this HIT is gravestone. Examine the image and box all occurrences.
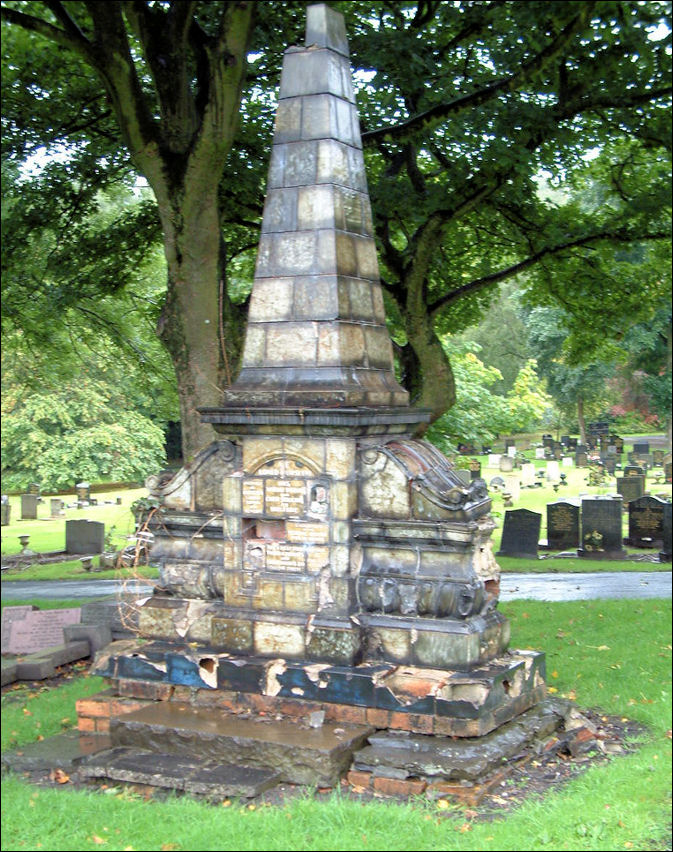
[579,496,625,558]
[20,494,38,520]
[65,519,105,554]
[488,454,501,468]
[562,456,574,468]
[3,606,81,655]
[1,605,36,653]
[616,475,645,504]
[50,498,65,518]
[547,500,581,551]
[507,445,517,458]
[535,448,545,460]
[28,482,41,497]
[520,463,536,488]
[603,456,616,475]
[469,459,482,480]
[624,464,645,477]
[632,441,650,456]
[546,460,560,481]
[661,502,671,561]
[652,449,664,466]
[489,476,506,491]
[613,436,624,454]
[499,455,514,473]
[504,439,516,451]
[575,450,588,468]
[560,436,570,447]
[542,436,554,449]
[665,461,672,484]
[568,437,578,450]
[504,476,521,503]
[627,496,667,548]
[1,495,10,526]
[76,481,91,502]
[496,509,541,559]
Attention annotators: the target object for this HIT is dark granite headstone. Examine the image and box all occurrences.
[469,459,482,480]
[603,456,617,475]
[65,519,105,554]
[632,441,650,456]
[496,509,541,559]
[624,464,645,477]
[1,495,10,526]
[616,475,645,504]
[580,497,624,558]
[661,502,671,561]
[20,494,38,520]
[542,436,554,450]
[560,436,570,447]
[627,496,667,548]
[546,500,580,551]
[568,437,578,450]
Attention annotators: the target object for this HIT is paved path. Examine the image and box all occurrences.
[1,572,671,602]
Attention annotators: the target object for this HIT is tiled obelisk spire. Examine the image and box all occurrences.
[223,3,409,408]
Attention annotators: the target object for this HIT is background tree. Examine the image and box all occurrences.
[2,1,671,457]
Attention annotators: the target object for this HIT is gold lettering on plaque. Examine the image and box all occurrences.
[265,542,305,572]
[265,479,306,516]
[286,521,329,543]
[242,479,264,514]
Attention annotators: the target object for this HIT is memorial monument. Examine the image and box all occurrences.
[88,4,546,791]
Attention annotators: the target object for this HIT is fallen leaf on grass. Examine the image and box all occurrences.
[49,769,70,784]
[457,822,472,833]
[91,836,107,845]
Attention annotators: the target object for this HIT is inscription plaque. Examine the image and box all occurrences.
[496,509,541,559]
[580,497,624,558]
[628,496,667,548]
[547,500,580,551]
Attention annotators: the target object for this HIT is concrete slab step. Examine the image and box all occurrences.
[111,702,374,787]
[79,747,280,799]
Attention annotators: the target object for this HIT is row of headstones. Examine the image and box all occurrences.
[1,488,123,525]
[497,495,672,560]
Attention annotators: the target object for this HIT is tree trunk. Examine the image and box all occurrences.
[400,306,456,435]
[156,185,245,460]
[577,396,587,445]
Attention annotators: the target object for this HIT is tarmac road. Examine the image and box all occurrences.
[1,571,671,602]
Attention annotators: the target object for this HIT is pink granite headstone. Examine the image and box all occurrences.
[5,608,81,655]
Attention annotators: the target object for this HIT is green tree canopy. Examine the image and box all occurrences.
[2,1,671,456]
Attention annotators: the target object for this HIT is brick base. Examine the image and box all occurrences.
[88,678,546,738]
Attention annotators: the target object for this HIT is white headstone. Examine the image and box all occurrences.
[535,448,545,459]
[507,445,517,458]
[504,475,521,502]
[520,463,536,487]
[546,460,560,481]
[488,454,501,468]
[562,455,574,467]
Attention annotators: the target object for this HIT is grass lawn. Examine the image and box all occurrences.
[1,598,670,851]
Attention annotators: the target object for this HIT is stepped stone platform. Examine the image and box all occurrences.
[90,640,546,738]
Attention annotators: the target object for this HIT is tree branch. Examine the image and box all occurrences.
[429,228,671,317]
[362,2,597,146]
[0,4,95,61]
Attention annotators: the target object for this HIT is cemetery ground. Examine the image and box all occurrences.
[1,439,671,850]
[1,598,670,851]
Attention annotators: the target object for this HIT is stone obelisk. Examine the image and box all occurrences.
[203,3,421,430]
